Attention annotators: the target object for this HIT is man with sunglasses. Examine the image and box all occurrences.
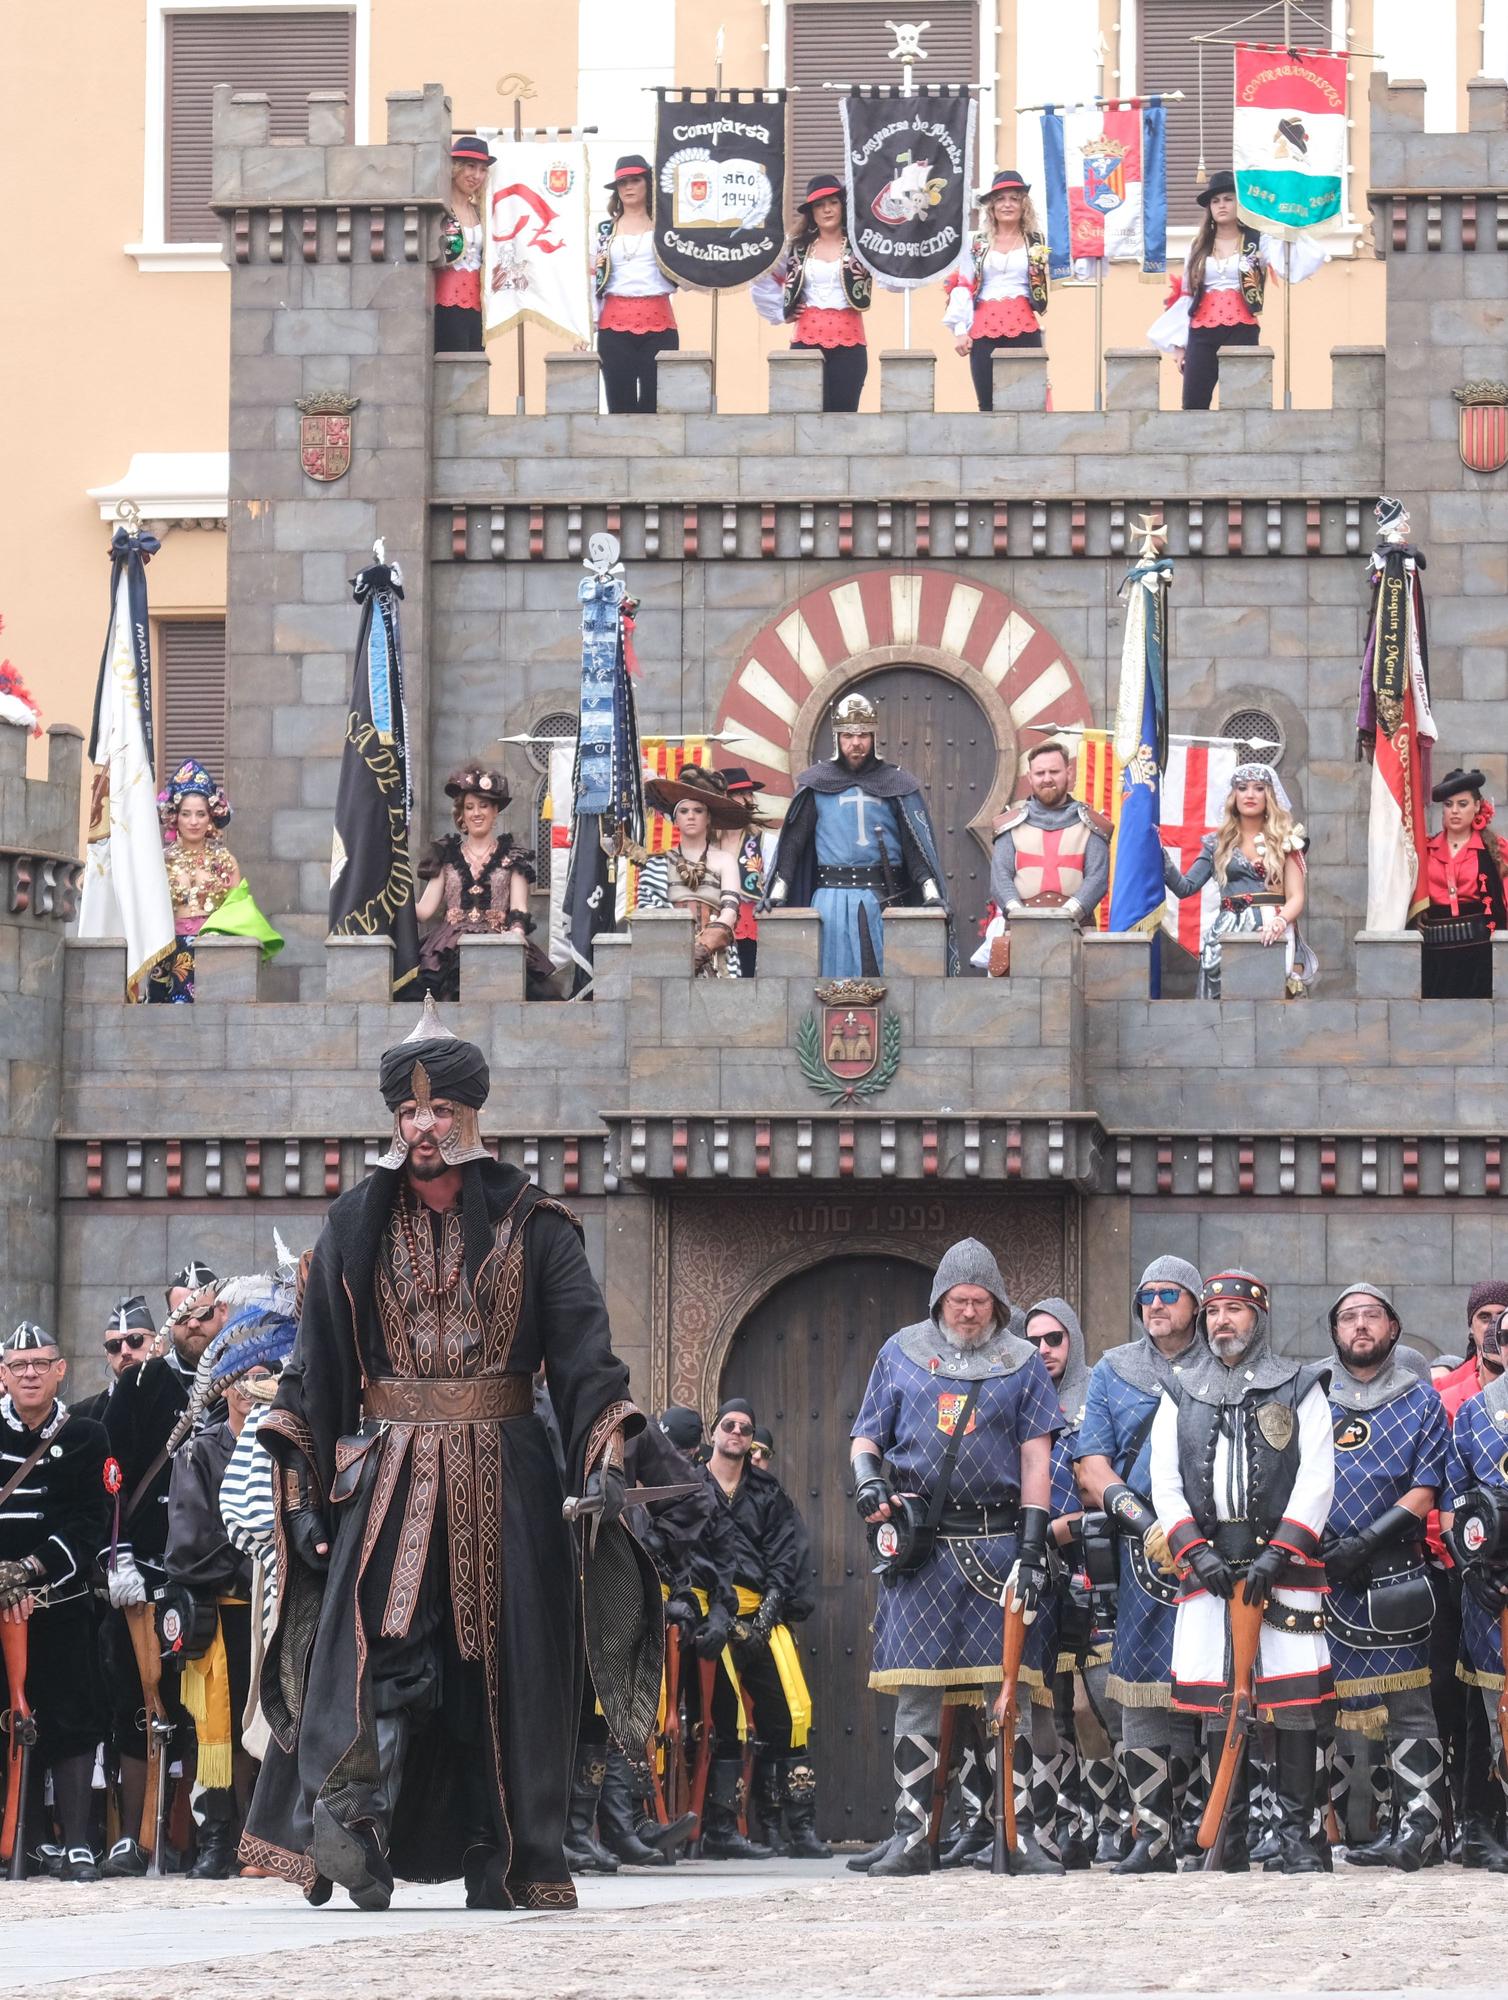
[73,1296,158,1425]
[0,1323,112,1879]
[1075,1256,1203,1873]
[700,1397,828,1859]
[165,1261,227,1364]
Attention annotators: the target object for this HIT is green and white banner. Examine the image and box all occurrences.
[1233,43,1347,237]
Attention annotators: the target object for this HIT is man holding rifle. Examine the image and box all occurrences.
[850,1238,1060,1877]
[1149,1269,1335,1875]
[0,1323,111,1880]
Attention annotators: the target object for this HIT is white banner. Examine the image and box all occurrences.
[483,140,593,344]
[77,566,175,1000]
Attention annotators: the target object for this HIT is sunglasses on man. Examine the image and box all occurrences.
[718,1418,753,1437]
[1136,1286,1185,1307]
[1025,1327,1068,1348]
[104,1332,149,1357]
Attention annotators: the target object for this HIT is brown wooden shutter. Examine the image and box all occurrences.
[159,621,228,780]
[165,9,356,242]
[786,2,979,216]
[1137,1,1238,228]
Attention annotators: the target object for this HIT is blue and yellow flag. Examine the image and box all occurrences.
[1107,547,1173,986]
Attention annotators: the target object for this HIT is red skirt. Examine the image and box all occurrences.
[792,306,865,349]
[971,296,1039,339]
[598,293,677,335]
[435,265,481,311]
[1191,291,1258,330]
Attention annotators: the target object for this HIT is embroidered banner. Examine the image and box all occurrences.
[483,139,593,343]
[1040,98,1168,278]
[653,91,786,290]
[840,86,976,290]
[1233,43,1347,236]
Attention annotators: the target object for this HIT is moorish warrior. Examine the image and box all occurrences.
[240,998,661,1911]
[765,691,955,977]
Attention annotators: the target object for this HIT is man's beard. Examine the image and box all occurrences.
[940,1318,996,1350]
[1209,1328,1257,1362]
[406,1151,453,1182]
[1338,1333,1396,1375]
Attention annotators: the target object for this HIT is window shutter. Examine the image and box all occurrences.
[786,2,979,216]
[1137,1,1238,228]
[160,621,228,781]
[165,9,356,242]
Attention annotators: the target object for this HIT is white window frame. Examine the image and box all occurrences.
[126,0,370,273]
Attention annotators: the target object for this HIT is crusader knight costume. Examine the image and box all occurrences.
[1150,1269,1336,1874]
[850,1239,1060,1876]
[240,999,661,1911]
[1321,1284,1449,1870]
[766,691,956,977]
[989,793,1110,928]
[0,1324,111,1881]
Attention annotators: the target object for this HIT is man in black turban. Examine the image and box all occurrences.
[242,996,662,1913]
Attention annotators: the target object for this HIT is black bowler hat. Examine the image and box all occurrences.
[1432,767,1488,804]
[1196,169,1237,208]
[606,154,653,189]
[450,133,495,165]
[976,167,1030,203]
[797,173,845,214]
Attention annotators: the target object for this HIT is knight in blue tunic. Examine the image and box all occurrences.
[765,689,957,976]
[1444,1304,1508,1869]
[849,1239,1060,1876]
[1074,1254,1204,1874]
[1321,1284,1449,1871]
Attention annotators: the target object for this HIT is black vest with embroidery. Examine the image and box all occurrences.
[1189,226,1265,317]
[966,230,1049,316]
[781,236,872,319]
[1172,1367,1316,1540]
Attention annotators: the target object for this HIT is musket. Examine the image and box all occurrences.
[687,1655,716,1854]
[1499,1609,1508,1786]
[1198,1591,1264,1869]
[124,1600,172,1873]
[989,1595,1029,1874]
[1,1619,38,1880]
[926,1703,958,1860]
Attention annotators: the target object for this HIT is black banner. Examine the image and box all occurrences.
[328,559,420,996]
[653,89,787,291]
[840,86,976,290]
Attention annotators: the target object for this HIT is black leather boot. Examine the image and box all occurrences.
[939,1740,991,1868]
[846,1835,897,1872]
[1113,1747,1177,1874]
[1273,1729,1323,1875]
[700,1759,774,1860]
[188,1817,238,1880]
[562,1746,619,1874]
[751,1756,790,1856]
[871,1729,937,1877]
[598,1750,670,1865]
[783,1757,834,1858]
[311,1710,407,1911]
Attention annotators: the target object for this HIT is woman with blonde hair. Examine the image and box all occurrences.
[944,168,1051,410]
[1163,762,1317,998]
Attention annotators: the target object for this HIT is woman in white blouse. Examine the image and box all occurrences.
[593,154,679,413]
[1148,170,1322,409]
[435,134,492,353]
[944,169,1051,411]
[751,175,873,412]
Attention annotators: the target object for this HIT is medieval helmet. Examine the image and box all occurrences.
[832,690,878,756]
[375,993,491,1169]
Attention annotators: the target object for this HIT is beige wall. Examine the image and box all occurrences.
[0,0,1478,760]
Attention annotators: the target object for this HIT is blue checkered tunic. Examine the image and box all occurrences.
[1325,1381,1448,1715]
[854,1336,1061,1686]
[1076,1357,1178,1702]
[1447,1393,1508,1688]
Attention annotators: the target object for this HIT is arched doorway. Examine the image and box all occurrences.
[849,663,996,949]
[719,1253,934,1843]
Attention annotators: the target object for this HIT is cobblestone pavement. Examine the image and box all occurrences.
[1,1859,1497,2000]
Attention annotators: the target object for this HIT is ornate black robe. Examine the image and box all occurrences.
[241,1159,660,1907]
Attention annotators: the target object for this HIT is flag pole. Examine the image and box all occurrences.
[1091,32,1108,413]
[711,29,725,402]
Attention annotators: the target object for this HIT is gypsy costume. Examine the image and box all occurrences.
[1147,172,1323,410]
[634,763,749,978]
[417,833,555,999]
[752,176,873,412]
[434,134,492,353]
[1418,771,1508,998]
[593,159,679,414]
[147,759,281,1004]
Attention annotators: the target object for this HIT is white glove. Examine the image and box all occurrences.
[107,1552,148,1609]
[768,878,788,906]
[1005,899,1026,917]
[1063,897,1084,923]
[921,879,941,905]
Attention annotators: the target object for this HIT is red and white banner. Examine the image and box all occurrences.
[1233,43,1347,236]
[483,140,593,344]
[1159,741,1238,954]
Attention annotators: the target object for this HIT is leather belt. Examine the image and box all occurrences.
[935,1500,1021,1538]
[816,865,887,890]
[361,1376,533,1423]
[1219,892,1282,912]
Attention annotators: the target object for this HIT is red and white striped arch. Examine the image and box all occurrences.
[713,571,1094,811]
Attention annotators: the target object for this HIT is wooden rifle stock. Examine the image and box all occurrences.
[2,1618,37,1877]
[687,1655,716,1850]
[1499,1609,1508,1785]
[926,1704,958,1859]
[124,1601,169,1863]
[990,1597,1029,1874]
[1198,1592,1264,1863]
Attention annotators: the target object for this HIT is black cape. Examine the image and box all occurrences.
[241,1159,661,1901]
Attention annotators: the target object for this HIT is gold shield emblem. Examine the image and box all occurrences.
[1256,1400,1295,1450]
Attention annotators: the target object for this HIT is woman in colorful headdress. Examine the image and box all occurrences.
[148,760,281,1003]
[1162,762,1317,999]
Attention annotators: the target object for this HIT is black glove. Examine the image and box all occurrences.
[1186,1541,1234,1600]
[584,1461,626,1529]
[1242,1542,1289,1606]
[1463,1562,1508,1615]
[0,1557,37,1610]
[852,1450,893,1523]
[749,1591,783,1646]
[286,1508,331,1572]
[693,1603,733,1660]
[1005,1505,1051,1623]
[1322,1533,1368,1583]
[1328,1502,1420,1584]
[663,1593,700,1631]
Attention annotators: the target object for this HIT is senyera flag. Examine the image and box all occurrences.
[1041,99,1167,279]
[1233,43,1346,236]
